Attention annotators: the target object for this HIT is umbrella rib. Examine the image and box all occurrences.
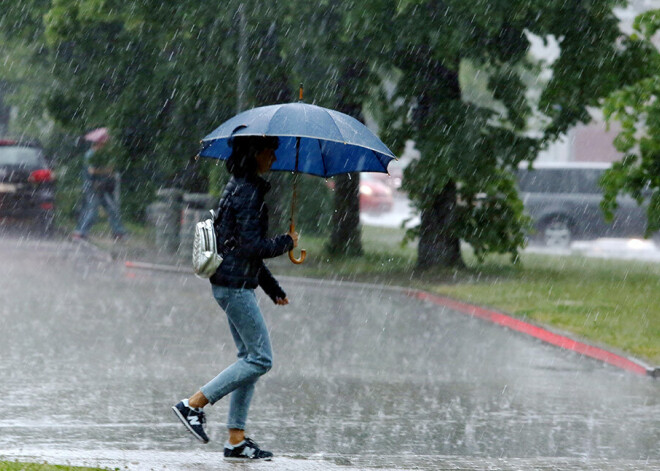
[327,112,349,145]
[373,149,391,173]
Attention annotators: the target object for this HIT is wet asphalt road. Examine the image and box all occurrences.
[0,233,658,470]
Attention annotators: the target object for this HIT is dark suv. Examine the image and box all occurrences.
[517,162,651,248]
[0,140,56,234]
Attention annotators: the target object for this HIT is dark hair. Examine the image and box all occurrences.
[226,135,279,177]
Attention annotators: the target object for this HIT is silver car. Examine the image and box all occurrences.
[517,162,653,248]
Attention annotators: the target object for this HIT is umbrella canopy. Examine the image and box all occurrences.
[83,127,110,144]
[199,103,396,177]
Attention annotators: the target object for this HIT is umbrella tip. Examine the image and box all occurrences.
[299,83,303,101]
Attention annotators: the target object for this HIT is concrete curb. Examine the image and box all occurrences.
[123,259,658,378]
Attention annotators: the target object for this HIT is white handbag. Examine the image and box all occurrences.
[192,209,223,278]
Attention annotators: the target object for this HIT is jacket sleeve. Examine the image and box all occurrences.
[234,184,294,259]
[258,263,287,303]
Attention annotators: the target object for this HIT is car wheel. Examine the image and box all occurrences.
[541,217,572,249]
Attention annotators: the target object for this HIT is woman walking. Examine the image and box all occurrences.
[172,133,298,461]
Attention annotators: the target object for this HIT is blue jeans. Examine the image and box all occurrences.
[200,285,273,430]
[76,177,125,236]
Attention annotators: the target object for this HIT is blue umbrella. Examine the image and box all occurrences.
[199,103,395,176]
[198,88,397,263]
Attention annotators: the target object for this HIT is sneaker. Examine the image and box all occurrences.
[71,232,86,240]
[224,437,273,461]
[172,399,209,443]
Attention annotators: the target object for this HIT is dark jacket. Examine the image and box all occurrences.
[210,176,293,303]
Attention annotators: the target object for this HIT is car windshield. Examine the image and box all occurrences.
[517,168,605,194]
[0,146,43,166]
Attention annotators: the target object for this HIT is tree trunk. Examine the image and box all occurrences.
[413,58,464,269]
[0,82,10,136]
[327,60,366,256]
[327,172,363,256]
[417,180,464,269]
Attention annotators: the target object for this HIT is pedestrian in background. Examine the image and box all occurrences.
[72,128,125,240]
[172,132,298,461]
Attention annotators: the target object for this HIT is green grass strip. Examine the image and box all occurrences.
[0,462,108,471]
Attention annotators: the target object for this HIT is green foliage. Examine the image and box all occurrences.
[0,461,108,471]
[271,174,333,236]
[601,12,660,236]
[459,170,531,263]
[633,8,660,38]
[87,143,117,168]
[54,155,84,222]
[0,0,56,139]
[291,176,334,236]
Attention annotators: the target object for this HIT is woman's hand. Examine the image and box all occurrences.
[275,297,289,305]
[287,230,299,248]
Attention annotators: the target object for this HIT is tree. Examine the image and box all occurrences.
[601,9,660,237]
[42,0,246,218]
[0,0,57,138]
[367,0,650,268]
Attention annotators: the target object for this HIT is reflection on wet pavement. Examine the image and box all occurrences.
[0,235,658,470]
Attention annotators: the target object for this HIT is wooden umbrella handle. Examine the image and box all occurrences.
[288,222,306,264]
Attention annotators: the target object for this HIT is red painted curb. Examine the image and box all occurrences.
[407,290,650,376]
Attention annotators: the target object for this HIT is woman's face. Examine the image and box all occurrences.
[255,147,277,174]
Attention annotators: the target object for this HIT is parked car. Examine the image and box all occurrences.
[517,161,654,248]
[365,167,403,191]
[360,173,394,214]
[0,140,56,234]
